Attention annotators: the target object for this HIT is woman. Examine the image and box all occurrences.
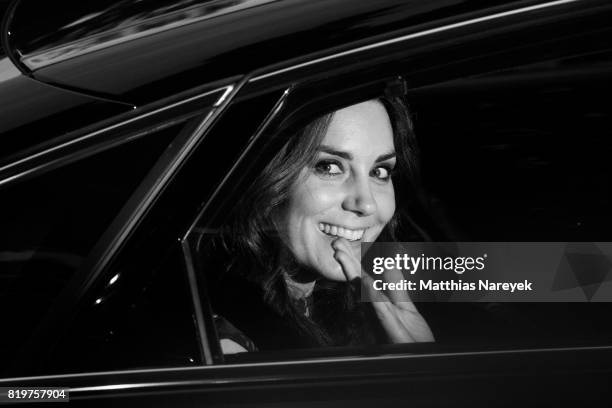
[208,95,434,354]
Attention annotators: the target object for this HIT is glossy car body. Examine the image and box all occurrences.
[1,0,612,406]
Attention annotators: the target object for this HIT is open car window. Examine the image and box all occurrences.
[185,35,612,365]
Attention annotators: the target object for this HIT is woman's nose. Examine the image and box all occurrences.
[342,176,377,216]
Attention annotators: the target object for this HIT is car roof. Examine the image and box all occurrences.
[6,0,526,104]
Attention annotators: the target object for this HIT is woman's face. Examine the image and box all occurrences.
[279,100,397,281]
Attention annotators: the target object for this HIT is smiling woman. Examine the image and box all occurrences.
[206,96,434,354]
[278,101,397,284]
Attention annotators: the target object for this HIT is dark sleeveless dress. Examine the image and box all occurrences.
[207,266,389,352]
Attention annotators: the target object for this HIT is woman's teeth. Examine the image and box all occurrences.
[318,223,365,241]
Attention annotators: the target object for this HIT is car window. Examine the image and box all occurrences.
[186,44,612,364]
[0,123,179,376]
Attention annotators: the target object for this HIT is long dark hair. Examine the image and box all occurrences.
[222,96,424,347]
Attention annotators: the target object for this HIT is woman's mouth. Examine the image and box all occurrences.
[318,222,366,241]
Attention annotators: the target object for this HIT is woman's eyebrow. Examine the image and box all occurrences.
[318,145,352,160]
[375,152,396,163]
[318,146,396,162]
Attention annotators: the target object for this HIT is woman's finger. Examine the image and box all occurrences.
[331,237,358,259]
[332,239,387,302]
[332,241,361,281]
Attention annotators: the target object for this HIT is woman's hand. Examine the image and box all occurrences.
[332,238,434,343]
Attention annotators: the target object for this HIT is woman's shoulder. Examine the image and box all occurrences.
[207,264,311,351]
[214,313,258,353]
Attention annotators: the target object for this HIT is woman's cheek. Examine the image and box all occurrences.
[299,177,336,207]
[378,184,396,224]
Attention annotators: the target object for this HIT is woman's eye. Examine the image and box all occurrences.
[372,166,392,181]
[314,160,343,176]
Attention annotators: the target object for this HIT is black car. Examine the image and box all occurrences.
[1,0,612,406]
